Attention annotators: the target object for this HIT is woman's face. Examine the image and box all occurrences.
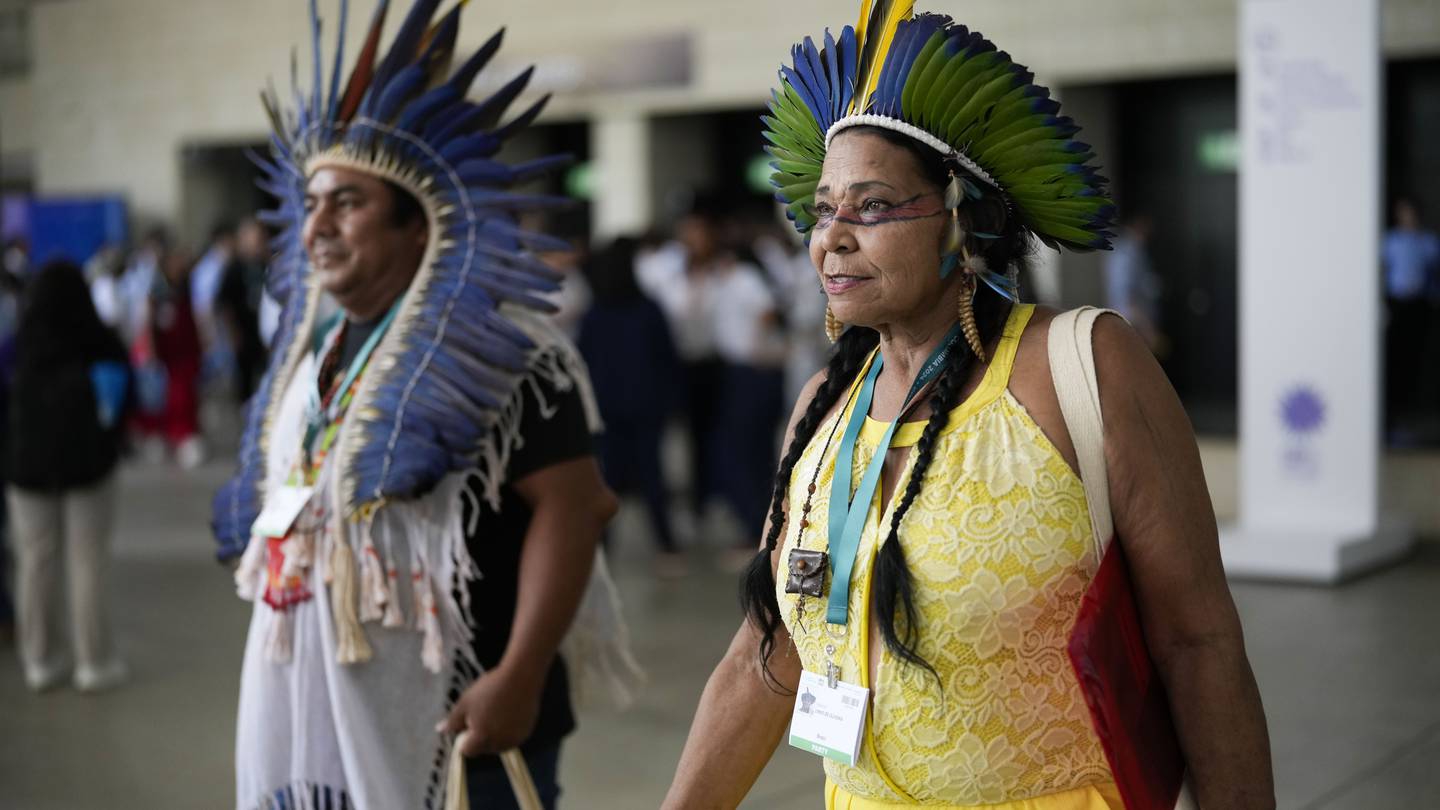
[808,130,952,331]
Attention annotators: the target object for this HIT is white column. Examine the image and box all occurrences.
[589,112,652,241]
[1220,0,1411,582]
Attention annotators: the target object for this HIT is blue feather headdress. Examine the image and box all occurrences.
[213,0,571,560]
[766,0,1116,258]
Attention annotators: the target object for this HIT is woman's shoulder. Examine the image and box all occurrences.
[1007,305,1159,477]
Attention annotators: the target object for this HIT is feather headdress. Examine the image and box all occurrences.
[213,0,570,559]
[765,0,1115,254]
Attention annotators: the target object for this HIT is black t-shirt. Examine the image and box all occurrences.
[461,369,595,764]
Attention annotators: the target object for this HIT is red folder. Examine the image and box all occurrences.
[1067,538,1186,810]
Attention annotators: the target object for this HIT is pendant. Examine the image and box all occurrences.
[785,549,828,597]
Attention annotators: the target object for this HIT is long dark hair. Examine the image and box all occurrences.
[740,125,1032,689]
[15,259,123,375]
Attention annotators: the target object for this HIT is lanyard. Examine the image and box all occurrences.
[825,323,963,625]
[302,302,400,467]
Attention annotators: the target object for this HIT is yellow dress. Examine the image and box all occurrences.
[776,305,1123,809]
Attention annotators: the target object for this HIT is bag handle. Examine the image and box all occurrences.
[1047,307,1119,562]
[443,731,544,810]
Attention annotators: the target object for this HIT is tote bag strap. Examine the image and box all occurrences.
[1047,306,1119,562]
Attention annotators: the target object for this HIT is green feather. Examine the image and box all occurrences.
[900,30,947,116]
[777,179,819,201]
[943,72,1022,144]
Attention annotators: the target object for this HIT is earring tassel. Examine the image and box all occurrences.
[825,306,844,343]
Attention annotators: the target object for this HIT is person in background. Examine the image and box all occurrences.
[745,204,829,408]
[0,256,21,645]
[578,237,684,576]
[119,228,168,345]
[6,260,130,692]
[1382,196,1440,442]
[1,237,28,279]
[191,222,239,392]
[636,196,728,533]
[86,243,128,329]
[708,229,787,570]
[216,217,270,402]
[1103,212,1165,355]
[136,249,205,468]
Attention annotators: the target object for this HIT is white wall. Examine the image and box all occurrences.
[0,76,34,182]
[9,0,1440,227]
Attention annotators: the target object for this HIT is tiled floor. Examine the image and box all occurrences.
[0,459,1436,809]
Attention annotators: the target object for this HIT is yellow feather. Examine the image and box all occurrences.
[852,0,915,114]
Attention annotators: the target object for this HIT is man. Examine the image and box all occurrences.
[213,3,638,808]
[215,217,269,401]
[1382,196,1440,440]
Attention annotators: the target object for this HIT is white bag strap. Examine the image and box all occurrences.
[1047,307,1118,562]
[443,732,543,810]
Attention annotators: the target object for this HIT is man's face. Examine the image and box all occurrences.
[302,167,427,309]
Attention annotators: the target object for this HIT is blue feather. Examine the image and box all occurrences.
[824,30,842,125]
[371,64,426,123]
[325,0,348,125]
[837,26,858,116]
[365,0,441,116]
[469,66,535,131]
[394,84,460,134]
[447,28,506,96]
[492,94,551,143]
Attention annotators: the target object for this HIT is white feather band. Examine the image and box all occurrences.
[825,114,1000,190]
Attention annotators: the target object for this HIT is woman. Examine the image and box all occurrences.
[664,6,1273,809]
[7,260,130,692]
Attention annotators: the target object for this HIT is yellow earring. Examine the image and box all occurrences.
[825,306,844,343]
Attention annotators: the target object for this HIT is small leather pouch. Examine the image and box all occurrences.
[784,549,828,597]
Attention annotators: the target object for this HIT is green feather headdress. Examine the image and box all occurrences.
[765,0,1115,256]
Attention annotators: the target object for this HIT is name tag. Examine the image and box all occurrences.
[787,669,870,766]
[251,485,314,539]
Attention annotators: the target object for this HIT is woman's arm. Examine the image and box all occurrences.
[662,612,801,809]
[1093,315,1275,809]
[664,369,829,808]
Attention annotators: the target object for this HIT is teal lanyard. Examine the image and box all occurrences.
[825,323,963,625]
[302,302,400,462]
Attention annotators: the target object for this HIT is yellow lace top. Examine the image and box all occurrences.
[776,305,1118,807]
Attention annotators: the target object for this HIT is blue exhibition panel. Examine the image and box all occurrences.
[27,196,128,266]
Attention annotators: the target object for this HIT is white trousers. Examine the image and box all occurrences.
[8,478,118,674]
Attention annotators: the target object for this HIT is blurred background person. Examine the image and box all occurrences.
[742,205,829,409]
[133,248,204,468]
[86,242,128,330]
[6,260,130,692]
[708,230,786,569]
[215,216,269,403]
[1383,196,1440,443]
[1103,212,1166,355]
[190,222,238,397]
[636,196,727,533]
[578,236,684,576]
[1,237,29,279]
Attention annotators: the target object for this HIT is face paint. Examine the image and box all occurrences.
[808,192,946,230]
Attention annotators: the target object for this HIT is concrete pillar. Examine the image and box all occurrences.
[589,112,652,240]
[1220,0,1411,582]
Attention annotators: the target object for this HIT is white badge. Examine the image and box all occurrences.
[250,485,314,539]
[787,669,870,766]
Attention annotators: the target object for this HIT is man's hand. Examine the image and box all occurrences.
[440,666,543,756]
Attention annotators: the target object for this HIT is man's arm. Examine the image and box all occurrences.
[1093,314,1275,809]
[443,455,617,755]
